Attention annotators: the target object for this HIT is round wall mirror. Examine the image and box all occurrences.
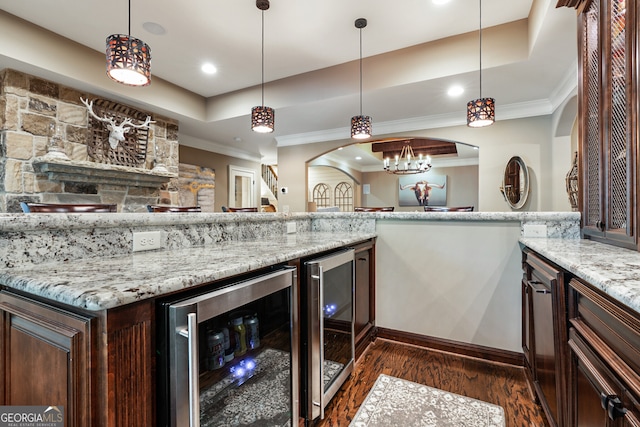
[500,156,529,209]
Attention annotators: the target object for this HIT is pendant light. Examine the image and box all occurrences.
[251,0,275,133]
[466,0,495,127]
[106,0,152,86]
[351,18,372,140]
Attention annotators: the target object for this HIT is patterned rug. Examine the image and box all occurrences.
[350,374,506,427]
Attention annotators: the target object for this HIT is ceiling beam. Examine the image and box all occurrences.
[371,138,458,159]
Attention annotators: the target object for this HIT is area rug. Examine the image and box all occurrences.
[200,348,344,427]
[350,374,506,427]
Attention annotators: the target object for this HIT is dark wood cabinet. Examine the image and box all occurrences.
[572,0,639,250]
[353,239,376,360]
[0,290,96,427]
[523,246,640,426]
[521,249,569,427]
[567,278,640,426]
[522,273,534,385]
[0,289,155,427]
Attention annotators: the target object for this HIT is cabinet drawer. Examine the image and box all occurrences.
[568,278,640,401]
[569,278,640,378]
[569,329,640,425]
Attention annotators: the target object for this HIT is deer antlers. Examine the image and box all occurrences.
[81,97,154,149]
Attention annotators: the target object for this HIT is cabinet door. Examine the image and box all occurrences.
[579,0,637,249]
[0,291,94,427]
[523,250,569,427]
[353,241,375,359]
[522,277,533,369]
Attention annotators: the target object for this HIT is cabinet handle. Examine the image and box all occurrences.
[528,280,551,294]
[178,313,200,427]
[601,392,612,410]
[596,220,606,231]
[357,258,367,261]
[607,396,627,420]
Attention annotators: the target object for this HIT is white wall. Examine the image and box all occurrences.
[375,220,523,352]
[361,165,479,211]
[278,114,575,213]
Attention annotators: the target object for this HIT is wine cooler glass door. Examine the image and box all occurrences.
[168,266,298,427]
[306,249,355,420]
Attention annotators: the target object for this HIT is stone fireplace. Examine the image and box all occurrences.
[0,69,181,213]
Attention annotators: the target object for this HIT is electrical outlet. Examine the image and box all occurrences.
[133,231,162,252]
[523,224,547,238]
[286,221,296,234]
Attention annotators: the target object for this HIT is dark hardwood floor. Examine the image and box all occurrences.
[313,338,548,427]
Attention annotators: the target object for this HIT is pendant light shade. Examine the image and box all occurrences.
[105,0,151,86]
[351,18,371,140]
[251,0,274,133]
[467,0,494,127]
[251,105,275,133]
[351,115,372,139]
[467,97,495,127]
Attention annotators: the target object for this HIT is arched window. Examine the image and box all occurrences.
[312,183,331,208]
[334,182,353,212]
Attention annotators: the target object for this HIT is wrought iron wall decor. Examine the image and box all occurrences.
[565,151,579,211]
[85,99,152,167]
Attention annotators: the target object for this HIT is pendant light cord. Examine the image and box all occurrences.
[359,27,363,115]
[478,0,482,99]
[261,9,265,107]
[128,0,131,35]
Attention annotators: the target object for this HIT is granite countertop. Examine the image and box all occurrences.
[520,237,640,315]
[0,231,375,311]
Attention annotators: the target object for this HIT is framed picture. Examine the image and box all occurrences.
[398,173,447,207]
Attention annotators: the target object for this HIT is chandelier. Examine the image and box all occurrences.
[383,143,432,175]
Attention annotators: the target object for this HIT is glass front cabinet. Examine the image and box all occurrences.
[577,0,638,250]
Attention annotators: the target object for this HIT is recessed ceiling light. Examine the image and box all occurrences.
[337,147,344,150]
[202,63,218,75]
[355,156,362,160]
[447,85,464,97]
[432,0,451,5]
[233,137,242,142]
[142,22,166,35]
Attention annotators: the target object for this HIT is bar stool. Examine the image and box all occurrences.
[354,207,395,212]
[20,202,117,213]
[424,206,474,212]
[147,205,202,213]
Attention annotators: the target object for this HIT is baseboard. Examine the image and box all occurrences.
[355,324,376,360]
[376,327,524,367]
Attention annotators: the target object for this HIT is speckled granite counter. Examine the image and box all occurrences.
[520,237,640,315]
[0,211,580,312]
[0,231,375,311]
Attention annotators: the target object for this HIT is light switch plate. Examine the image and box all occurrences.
[286,222,296,234]
[523,224,547,238]
[133,231,162,252]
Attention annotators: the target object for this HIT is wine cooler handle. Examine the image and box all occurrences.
[181,313,200,427]
[318,265,325,420]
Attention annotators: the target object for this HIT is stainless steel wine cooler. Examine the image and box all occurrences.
[302,248,355,421]
[157,266,299,427]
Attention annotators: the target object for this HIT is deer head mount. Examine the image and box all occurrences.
[81,97,154,149]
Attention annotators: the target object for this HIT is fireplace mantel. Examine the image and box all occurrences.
[32,156,177,188]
